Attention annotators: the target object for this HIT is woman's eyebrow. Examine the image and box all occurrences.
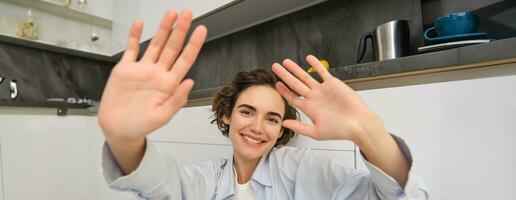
[237,104,283,119]
[237,104,256,111]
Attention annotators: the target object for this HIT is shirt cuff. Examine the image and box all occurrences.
[101,137,169,198]
[361,134,429,199]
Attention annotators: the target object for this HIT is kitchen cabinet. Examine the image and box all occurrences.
[149,105,356,151]
[0,115,94,200]
[112,0,237,53]
[149,105,231,145]
[0,114,136,200]
[154,143,355,174]
[0,0,114,56]
[155,142,233,164]
[113,0,329,53]
[0,138,3,200]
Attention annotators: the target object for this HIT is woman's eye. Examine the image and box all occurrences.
[240,110,251,116]
[267,118,280,124]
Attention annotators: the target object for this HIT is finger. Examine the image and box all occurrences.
[163,79,195,115]
[272,63,310,97]
[282,58,320,88]
[121,20,143,63]
[141,10,178,63]
[158,9,193,69]
[168,25,208,83]
[282,120,318,139]
[306,55,332,81]
[275,82,303,108]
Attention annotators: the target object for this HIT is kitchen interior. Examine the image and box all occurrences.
[0,0,515,199]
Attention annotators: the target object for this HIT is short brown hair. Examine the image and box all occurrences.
[211,69,298,147]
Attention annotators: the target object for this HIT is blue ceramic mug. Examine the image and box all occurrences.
[424,12,478,39]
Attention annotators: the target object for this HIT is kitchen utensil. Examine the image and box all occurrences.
[356,20,410,63]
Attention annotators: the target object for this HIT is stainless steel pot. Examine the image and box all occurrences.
[356,20,410,63]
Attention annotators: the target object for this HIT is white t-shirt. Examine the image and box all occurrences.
[234,166,255,200]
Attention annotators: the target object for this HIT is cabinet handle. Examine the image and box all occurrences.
[10,80,18,100]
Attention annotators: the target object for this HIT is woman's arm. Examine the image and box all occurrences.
[97,9,207,174]
[271,55,409,186]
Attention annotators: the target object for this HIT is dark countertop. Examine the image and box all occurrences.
[332,37,516,82]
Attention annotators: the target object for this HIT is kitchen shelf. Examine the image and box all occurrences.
[0,33,114,62]
[0,0,112,28]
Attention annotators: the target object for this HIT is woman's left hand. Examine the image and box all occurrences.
[272,55,387,142]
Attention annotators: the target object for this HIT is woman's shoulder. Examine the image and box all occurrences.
[269,146,311,164]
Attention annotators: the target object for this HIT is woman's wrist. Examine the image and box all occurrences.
[349,111,389,148]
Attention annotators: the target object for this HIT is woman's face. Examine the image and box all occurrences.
[223,85,285,161]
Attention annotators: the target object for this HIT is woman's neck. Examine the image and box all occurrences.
[233,155,260,184]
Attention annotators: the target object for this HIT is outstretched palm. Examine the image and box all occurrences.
[272,55,385,142]
[98,10,207,141]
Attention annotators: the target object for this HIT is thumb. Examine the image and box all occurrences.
[164,79,195,114]
[282,120,319,140]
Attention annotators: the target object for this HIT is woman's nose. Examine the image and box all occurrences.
[250,117,264,133]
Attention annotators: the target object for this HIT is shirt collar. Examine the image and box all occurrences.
[252,150,272,187]
[216,149,274,199]
[216,153,235,199]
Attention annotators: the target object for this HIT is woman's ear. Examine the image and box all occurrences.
[222,115,230,125]
[278,128,284,139]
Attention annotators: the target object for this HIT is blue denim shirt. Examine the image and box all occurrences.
[102,135,428,199]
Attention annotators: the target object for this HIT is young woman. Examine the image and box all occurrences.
[98,9,428,199]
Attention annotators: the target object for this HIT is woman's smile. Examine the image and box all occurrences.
[240,133,266,146]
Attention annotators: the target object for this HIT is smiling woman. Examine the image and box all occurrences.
[211,70,298,186]
[211,69,298,148]
[98,9,428,200]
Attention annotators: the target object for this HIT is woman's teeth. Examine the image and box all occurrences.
[243,135,263,144]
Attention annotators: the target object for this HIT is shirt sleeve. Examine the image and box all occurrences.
[360,134,429,200]
[288,134,428,200]
[101,137,223,200]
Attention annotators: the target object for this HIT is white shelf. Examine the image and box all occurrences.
[1,0,111,28]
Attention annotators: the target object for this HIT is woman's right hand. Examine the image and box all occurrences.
[98,9,207,143]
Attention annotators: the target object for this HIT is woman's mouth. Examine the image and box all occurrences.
[241,134,265,146]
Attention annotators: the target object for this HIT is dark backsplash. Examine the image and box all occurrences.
[0,42,113,104]
[187,0,423,90]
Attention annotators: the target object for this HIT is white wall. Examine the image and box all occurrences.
[0,62,515,199]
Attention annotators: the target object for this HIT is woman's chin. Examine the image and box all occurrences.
[233,144,272,161]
